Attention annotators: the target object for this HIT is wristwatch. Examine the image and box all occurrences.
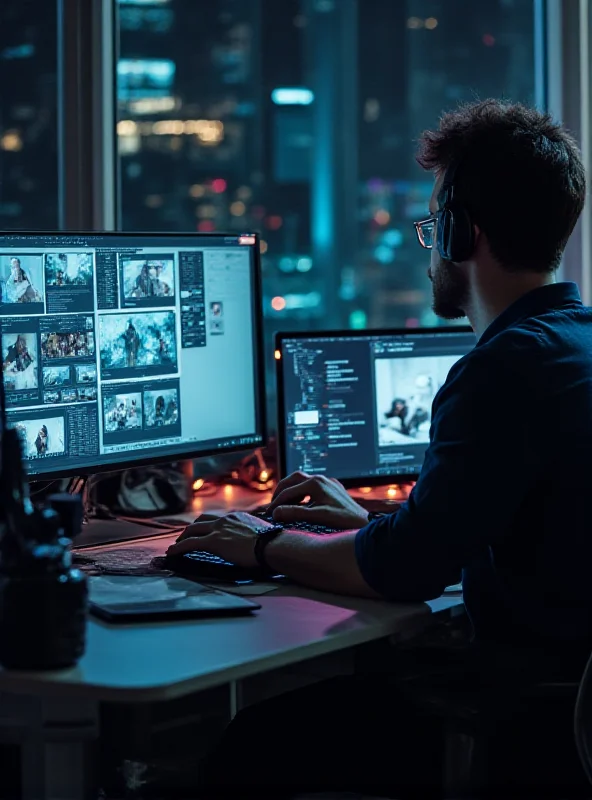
[367,511,385,521]
[253,524,285,572]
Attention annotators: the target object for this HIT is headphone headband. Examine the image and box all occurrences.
[439,159,461,205]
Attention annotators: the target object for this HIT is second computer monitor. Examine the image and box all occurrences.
[275,327,476,485]
[0,231,265,478]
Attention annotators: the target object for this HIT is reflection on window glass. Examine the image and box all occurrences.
[0,1,58,229]
[116,0,536,407]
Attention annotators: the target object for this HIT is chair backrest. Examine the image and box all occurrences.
[574,648,592,784]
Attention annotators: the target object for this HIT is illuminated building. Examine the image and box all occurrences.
[0,1,58,228]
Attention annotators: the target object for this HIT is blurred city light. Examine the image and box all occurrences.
[271,87,314,105]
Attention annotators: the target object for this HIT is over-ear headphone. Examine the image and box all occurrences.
[436,160,475,262]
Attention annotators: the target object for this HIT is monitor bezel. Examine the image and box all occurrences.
[0,230,267,481]
[274,325,474,487]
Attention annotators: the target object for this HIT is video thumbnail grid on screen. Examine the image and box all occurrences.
[281,332,475,481]
[0,235,261,474]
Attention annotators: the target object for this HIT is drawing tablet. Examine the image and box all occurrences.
[88,575,261,623]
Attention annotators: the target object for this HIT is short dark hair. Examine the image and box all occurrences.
[416,100,586,272]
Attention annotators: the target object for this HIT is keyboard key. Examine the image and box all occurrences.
[254,511,340,535]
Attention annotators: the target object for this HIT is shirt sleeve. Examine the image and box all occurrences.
[355,346,540,601]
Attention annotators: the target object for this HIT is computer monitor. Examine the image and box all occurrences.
[275,327,476,486]
[0,231,265,479]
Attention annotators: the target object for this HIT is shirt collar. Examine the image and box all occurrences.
[477,282,583,347]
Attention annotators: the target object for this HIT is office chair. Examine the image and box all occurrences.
[418,672,592,799]
[291,674,588,800]
[574,648,592,787]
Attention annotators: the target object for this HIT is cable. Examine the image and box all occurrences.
[114,463,193,517]
[83,473,115,520]
[29,480,62,498]
[232,444,276,492]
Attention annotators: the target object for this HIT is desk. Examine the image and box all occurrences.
[0,544,463,799]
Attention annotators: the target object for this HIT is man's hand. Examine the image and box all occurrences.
[167,512,274,568]
[169,505,379,598]
[267,472,369,529]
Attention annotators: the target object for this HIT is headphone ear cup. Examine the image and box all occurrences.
[440,201,474,262]
[436,208,453,261]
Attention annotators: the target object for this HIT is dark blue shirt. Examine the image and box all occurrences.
[356,282,592,649]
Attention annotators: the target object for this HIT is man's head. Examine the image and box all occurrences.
[10,257,22,278]
[416,100,586,320]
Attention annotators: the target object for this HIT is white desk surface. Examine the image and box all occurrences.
[0,581,462,703]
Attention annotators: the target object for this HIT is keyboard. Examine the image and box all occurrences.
[165,512,343,581]
[252,509,341,535]
[162,551,273,582]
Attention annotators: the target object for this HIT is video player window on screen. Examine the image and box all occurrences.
[0,236,262,476]
[282,332,475,482]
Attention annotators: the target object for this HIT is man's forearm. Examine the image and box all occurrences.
[265,530,380,598]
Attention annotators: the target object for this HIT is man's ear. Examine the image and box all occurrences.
[468,224,482,259]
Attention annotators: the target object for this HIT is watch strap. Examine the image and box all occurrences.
[253,524,284,572]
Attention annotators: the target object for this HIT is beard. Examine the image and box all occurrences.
[430,256,469,320]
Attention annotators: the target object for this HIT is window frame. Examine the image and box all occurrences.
[57,0,117,231]
[545,0,591,301]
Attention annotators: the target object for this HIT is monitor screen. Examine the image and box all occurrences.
[276,328,476,484]
[0,232,265,478]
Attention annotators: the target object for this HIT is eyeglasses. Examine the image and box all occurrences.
[414,215,437,249]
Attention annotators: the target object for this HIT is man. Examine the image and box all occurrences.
[385,396,430,438]
[154,394,166,426]
[4,335,33,374]
[6,257,41,303]
[148,261,172,296]
[133,263,150,297]
[116,402,127,429]
[170,101,589,796]
[35,425,48,456]
[123,320,140,367]
[158,335,169,362]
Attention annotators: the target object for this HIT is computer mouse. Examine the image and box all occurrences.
[154,552,195,574]
[192,513,223,524]
[154,553,179,570]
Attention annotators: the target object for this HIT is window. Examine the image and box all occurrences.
[116,0,538,413]
[357,0,536,329]
[0,1,58,230]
